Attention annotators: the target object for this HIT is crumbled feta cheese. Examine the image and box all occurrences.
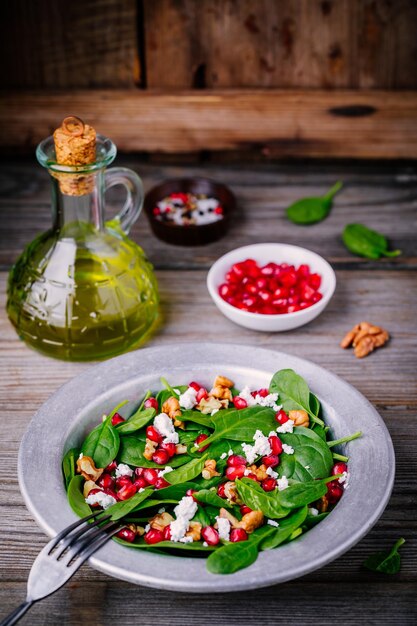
[216,517,231,541]
[170,496,198,543]
[267,519,279,527]
[138,487,144,493]
[276,420,294,434]
[277,476,289,491]
[179,386,198,410]
[159,465,173,477]
[203,541,208,547]
[338,471,349,486]
[305,465,310,470]
[266,466,278,479]
[282,443,294,455]
[241,429,272,464]
[254,392,280,412]
[220,452,227,460]
[85,490,117,510]
[153,412,179,444]
[115,463,133,478]
[237,386,256,406]
[211,408,219,416]
[308,507,319,517]
[228,449,234,456]
[78,453,83,459]
[244,468,252,476]
[144,524,151,532]
[158,507,166,514]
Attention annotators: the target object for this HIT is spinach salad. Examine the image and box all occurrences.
[63,369,361,575]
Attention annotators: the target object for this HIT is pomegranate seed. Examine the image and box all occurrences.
[97,474,115,490]
[233,396,248,410]
[111,412,125,426]
[309,273,322,290]
[134,467,145,477]
[230,528,248,542]
[189,381,202,391]
[273,286,289,299]
[258,289,273,304]
[163,525,171,540]
[297,264,310,278]
[227,454,246,467]
[260,263,276,277]
[287,305,301,313]
[105,460,117,472]
[261,477,277,492]
[87,488,103,508]
[256,388,270,398]
[263,454,279,468]
[232,262,247,278]
[311,292,322,303]
[152,449,170,465]
[143,468,159,485]
[201,526,220,546]
[327,480,344,504]
[268,435,283,455]
[104,489,118,500]
[217,483,227,498]
[332,462,348,476]
[144,397,159,411]
[275,409,289,424]
[242,295,257,308]
[115,475,132,489]
[155,477,170,489]
[116,527,136,543]
[256,277,267,290]
[117,483,137,501]
[245,282,258,295]
[240,504,253,515]
[196,387,209,403]
[226,465,246,480]
[215,206,223,215]
[225,270,239,284]
[301,284,316,301]
[133,477,147,490]
[245,472,258,481]
[186,489,199,502]
[146,425,163,443]
[195,433,210,452]
[144,529,164,544]
[160,442,176,457]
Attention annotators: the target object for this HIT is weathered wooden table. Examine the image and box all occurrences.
[0,158,416,625]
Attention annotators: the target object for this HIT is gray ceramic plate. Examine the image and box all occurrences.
[18,343,395,592]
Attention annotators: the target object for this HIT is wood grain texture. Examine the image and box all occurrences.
[0,0,139,88]
[0,159,416,625]
[1,89,417,157]
[144,0,417,89]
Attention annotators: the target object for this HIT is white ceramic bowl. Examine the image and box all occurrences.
[207,243,336,332]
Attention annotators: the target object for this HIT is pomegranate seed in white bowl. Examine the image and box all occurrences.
[207,243,336,332]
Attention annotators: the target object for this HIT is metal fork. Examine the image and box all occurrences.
[0,511,122,626]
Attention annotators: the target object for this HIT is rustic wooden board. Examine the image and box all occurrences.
[1,89,417,157]
[0,0,139,88]
[0,159,416,625]
[144,0,417,89]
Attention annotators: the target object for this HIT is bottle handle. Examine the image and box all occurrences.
[104,167,144,234]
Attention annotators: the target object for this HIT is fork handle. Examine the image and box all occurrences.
[0,601,34,626]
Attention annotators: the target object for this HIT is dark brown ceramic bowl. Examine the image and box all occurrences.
[144,177,235,246]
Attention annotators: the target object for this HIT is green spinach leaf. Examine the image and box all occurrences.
[163,456,208,485]
[108,488,153,521]
[342,223,401,259]
[82,414,120,469]
[260,506,308,550]
[62,447,78,489]
[116,408,156,435]
[279,426,334,480]
[286,181,342,225]
[118,436,191,468]
[363,538,405,574]
[194,488,233,509]
[196,406,276,448]
[236,479,291,519]
[269,369,324,426]
[67,475,91,518]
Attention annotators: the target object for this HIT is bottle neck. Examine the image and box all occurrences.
[50,169,104,234]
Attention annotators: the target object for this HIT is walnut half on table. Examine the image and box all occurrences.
[340,322,389,358]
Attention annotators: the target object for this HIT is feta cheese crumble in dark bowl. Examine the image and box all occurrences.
[144,178,235,246]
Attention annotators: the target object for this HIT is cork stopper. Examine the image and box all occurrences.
[53,116,97,195]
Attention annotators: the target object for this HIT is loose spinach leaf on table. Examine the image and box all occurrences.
[82,412,121,468]
[269,370,324,426]
[278,426,334,481]
[286,181,342,225]
[108,488,153,521]
[62,447,78,489]
[363,538,405,574]
[118,436,191,468]
[116,408,156,435]
[195,406,276,448]
[342,223,401,259]
[67,475,91,518]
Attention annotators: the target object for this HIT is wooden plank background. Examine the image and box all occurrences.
[0,158,416,624]
[1,0,416,157]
